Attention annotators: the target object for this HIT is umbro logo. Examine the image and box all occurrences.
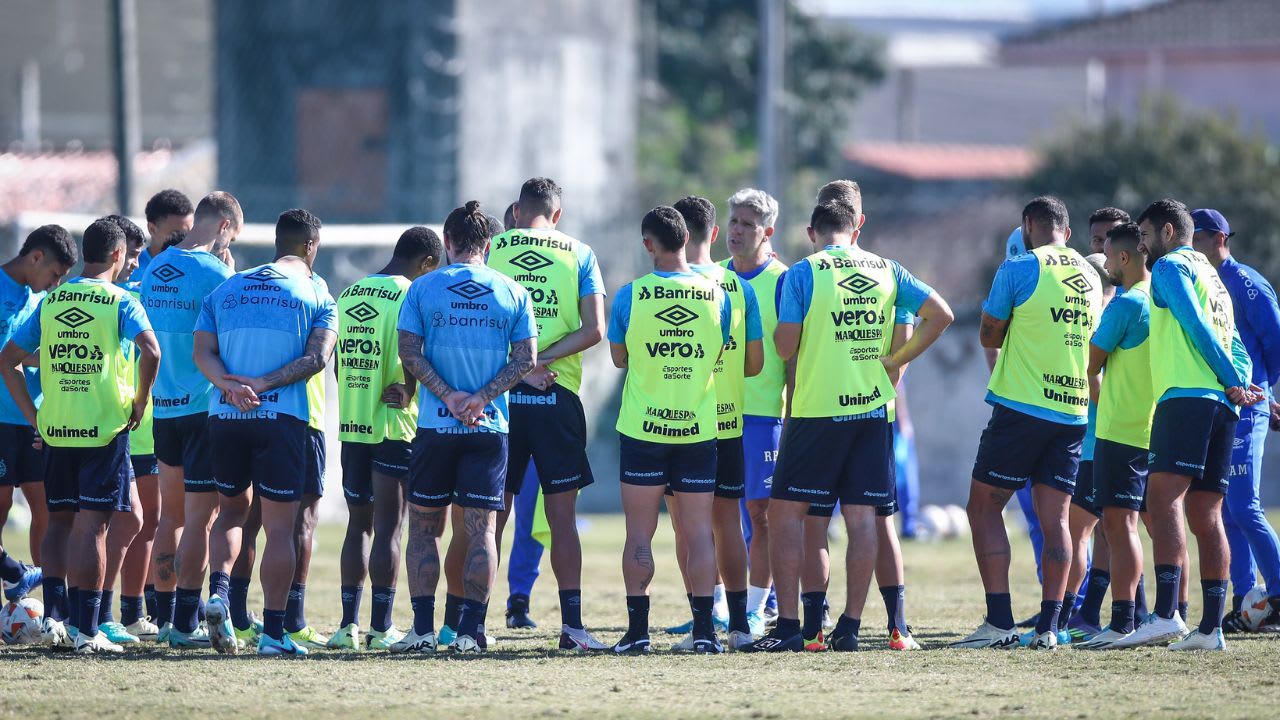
[345,302,379,323]
[509,250,553,273]
[54,307,93,329]
[837,272,878,295]
[1061,272,1094,295]
[654,305,697,327]
[245,266,288,282]
[447,280,493,301]
[151,264,185,284]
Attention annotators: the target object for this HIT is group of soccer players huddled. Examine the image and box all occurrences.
[1,176,1279,657]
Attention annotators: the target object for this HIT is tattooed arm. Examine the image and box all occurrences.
[455,338,537,426]
[397,330,454,400]
[229,327,336,394]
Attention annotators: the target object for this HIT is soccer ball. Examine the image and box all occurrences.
[1,597,44,645]
[920,504,954,539]
[944,504,970,538]
[1240,586,1270,631]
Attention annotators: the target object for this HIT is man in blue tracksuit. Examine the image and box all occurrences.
[1192,208,1280,631]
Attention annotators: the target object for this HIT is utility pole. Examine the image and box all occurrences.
[111,0,141,215]
[758,0,785,200]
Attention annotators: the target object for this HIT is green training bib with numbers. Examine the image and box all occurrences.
[616,273,723,444]
[697,264,747,439]
[1149,250,1235,400]
[1096,281,1155,449]
[336,275,418,444]
[989,245,1101,417]
[724,258,788,418]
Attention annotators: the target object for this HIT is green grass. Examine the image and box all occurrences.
[2,513,1279,719]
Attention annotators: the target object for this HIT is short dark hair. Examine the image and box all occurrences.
[194,191,243,229]
[1137,198,1194,244]
[503,203,517,232]
[1022,196,1070,232]
[393,226,442,263]
[673,196,716,244]
[810,201,858,235]
[1106,221,1143,250]
[83,218,126,264]
[19,225,78,266]
[163,230,187,249]
[443,201,493,255]
[275,208,322,254]
[104,214,146,248]
[1089,207,1131,226]
[518,177,562,221]
[641,206,687,253]
[144,189,194,224]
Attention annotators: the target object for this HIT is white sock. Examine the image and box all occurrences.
[712,584,728,619]
[747,585,770,615]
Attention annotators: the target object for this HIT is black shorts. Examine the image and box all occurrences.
[44,432,133,512]
[715,436,745,499]
[1148,397,1236,494]
[772,414,895,507]
[806,497,898,518]
[407,429,507,510]
[971,404,1084,494]
[1094,438,1149,512]
[209,416,309,502]
[305,429,326,498]
[340,439,411,506]
[619,435,716,494]
[153,413,214,492]
[131,454,159,479]
[506,384,594,496]
[1070,460,1100,518]
[0,422,45,487]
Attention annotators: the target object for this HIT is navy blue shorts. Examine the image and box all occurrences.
[153,413,214,492]
[305,429,326,497]
[209,416,309,502]
[742,416,781,501]
[807,498,898,518]
[44,432,133,512]
[971,404,1084,495]
[772,413,895,507]
[340,439,410,505]
[1148,397,1236,494]
[130,454,159,479]
[1094,438,1148,512]
[506,384,594,496]
[619,435,717,494]
[715,436,745,499]
[1070,460,1100,518]
[408,429,507,510]
[0,422,44,487]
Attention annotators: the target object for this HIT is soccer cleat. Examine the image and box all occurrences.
[156,622,171,644]
[258,633,308,657]
[726,629,754,651]
[437,624,457,646]
[389,629,437,654]
[450,634,485,653]
[559,625,608,652]
[714,614,730,632]
[1110,614,1187,648]
[888,627,921,651]
[743,630,804,653]
[1221,610,1249,634]
[804,631,827,652]
[125,617,159,641]
[829,632,859,652]
[288,625,329,650]
[205,597,237,655]
[365,626,405,650]
[951,621,1019,649]
[1065,615,1101,642]
[233,624,260,649]
[664,618,694,635]
[1168,628,1226,651]
[612,634,652,655]
[1074,628,1133,650]
[327,623,360,650]
[1256,606,1280,633]
[670,633,696,652]
[42,617,73,651]
[97,621,140,645]
[692,636,724,654]
[2,563,42,601]
[746,610,766,638]
[167,624,212,648]
[1028,630,1058,650]
[1057,630,1072,646]
[505,596,537,629]
[1015,612,1040,629]
[821,607,834,632]
[74,631,124,654]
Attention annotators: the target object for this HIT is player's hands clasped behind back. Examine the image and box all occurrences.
[1226,383,1266,408]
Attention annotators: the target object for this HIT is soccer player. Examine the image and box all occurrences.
[0,226,77,572]
[750,198,953,653]
[139,191,239,646]
[722,188,786,629]
[329,226,442,651]
[1116,199,1260,651]
[955,196,1102,650]
[483,177,608,650]
[195,208,337,657]
[393,201,536,654]
[1,218,159,653]
[137,189,195,277]
[1075,222,1156,649]
[1190,207,1280,631]
[608,206,729,655]
[0,543,42,601]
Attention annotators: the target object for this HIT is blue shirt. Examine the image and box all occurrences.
[397,263,537,434]
[13,277,151,355]
[1091,289,1150,354]
[606,271,733,347]
[576,244,605,298]
[1218,256,1280,396]
[138,247,234,418]
[692,263,763,343]
[777,246,933,324]
[1151,246,1251,406]
[0,271,44,425]
[195,263,337,422]
[135,247,156,278]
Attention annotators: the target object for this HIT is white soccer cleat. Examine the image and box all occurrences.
[1027,630,1057,650]
[450,634,485,654]
[1169,628,1226,652]
[1074,628,1132,650]
[558,625,608,651]
[670,633,696,652]
[726,630,754,651]
[1111,614,1187,648]
[74,631,124,654]
[388,629,437,654]
[950,621,1019,649]
[41,617,73,652]
[125,616,160,641]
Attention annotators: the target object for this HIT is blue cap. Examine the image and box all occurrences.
[1191,208,1232,236]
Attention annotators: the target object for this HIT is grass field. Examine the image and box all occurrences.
[2,513,1279,719]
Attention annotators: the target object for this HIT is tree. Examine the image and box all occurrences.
[1024,97,1280,278]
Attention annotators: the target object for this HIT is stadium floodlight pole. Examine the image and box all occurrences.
[111,0,141,215]
[757,0,784,205]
